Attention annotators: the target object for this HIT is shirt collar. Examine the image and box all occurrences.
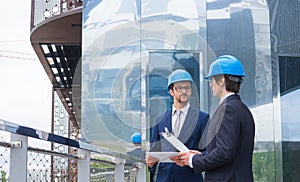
[172,103,190,115]
[219,93,235,105]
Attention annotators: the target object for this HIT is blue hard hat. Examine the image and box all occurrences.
[167,69,193,89]
[205,55,245,79]
[131,132,141,144]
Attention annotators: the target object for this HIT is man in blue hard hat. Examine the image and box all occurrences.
[146,69,209,182]
[172,55,255,182]
[126,132,146,166]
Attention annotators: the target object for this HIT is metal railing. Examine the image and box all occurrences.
[0,118,146,182]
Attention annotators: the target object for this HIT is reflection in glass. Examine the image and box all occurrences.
[81,1,282,180]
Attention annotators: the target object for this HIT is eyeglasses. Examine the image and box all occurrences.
[174,86,192,92]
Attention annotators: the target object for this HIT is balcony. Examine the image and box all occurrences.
[30,0,82,127]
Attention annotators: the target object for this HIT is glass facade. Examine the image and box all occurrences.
[270,0,300,181]
[81,0,300,181]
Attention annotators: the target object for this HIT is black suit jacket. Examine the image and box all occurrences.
[150,106,209,182]
[192,94,255,182]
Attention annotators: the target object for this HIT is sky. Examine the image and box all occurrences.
[0,1,52,145]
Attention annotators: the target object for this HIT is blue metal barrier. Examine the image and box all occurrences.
[0,118,146,181]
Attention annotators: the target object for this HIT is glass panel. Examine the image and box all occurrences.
[146,51,202,142]
[270,0,300,181]
[279,56,300,181]
[82,1,281,180]
[206,1,276,181]
[140,0,207,51]
[82,0,141,153]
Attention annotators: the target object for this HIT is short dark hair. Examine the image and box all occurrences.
[224,75,242,93]
[213,74,242,94]
[168,83,174,90]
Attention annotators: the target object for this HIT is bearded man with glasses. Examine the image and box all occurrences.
[146,69,209,182]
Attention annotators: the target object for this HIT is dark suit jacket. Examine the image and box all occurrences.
[126,147,146,166]
[150,106,209,182]
[192,94,255,182]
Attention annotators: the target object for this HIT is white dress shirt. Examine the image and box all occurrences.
[172,103,190,136]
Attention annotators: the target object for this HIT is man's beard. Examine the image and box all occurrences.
[177,94,189,104]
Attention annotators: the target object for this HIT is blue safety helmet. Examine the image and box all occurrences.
[131,132,141,144]
[167,69,193,89]
[205,55,245,80]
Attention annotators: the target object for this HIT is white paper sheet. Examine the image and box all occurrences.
[146,152,178,163]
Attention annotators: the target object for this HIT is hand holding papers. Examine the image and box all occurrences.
[160,127,189,152]
[147,128,190,163]
[146,152,178,163]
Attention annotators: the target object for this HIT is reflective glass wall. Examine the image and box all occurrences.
[269,0,300,181]
[82,0,283,180]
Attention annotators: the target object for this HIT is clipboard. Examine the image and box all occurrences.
[160,127,189,152]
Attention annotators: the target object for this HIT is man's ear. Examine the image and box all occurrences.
[169,89,174,96]
[219,76,225,86]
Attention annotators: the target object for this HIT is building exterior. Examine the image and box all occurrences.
[30,0,300,181]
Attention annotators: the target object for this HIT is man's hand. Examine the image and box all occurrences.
[146,155,159,167]
[170,150,201,167]
[189,150,201,154]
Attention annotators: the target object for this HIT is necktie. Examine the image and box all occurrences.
[173,110,182,137]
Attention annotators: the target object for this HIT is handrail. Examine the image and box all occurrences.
[0,118,145,164]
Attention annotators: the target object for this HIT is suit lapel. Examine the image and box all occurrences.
[159,110,172,134]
